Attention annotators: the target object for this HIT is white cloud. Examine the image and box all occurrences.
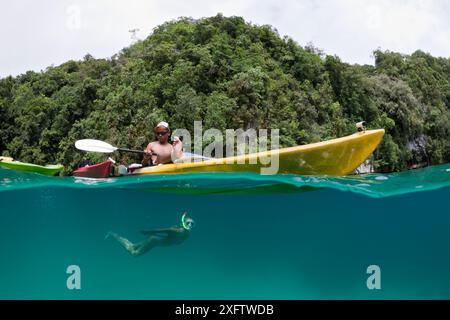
[347,0,449,53]
[249,0,450,64]
[0,0,449,77]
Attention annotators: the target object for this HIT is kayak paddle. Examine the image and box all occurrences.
[75,139,150,155]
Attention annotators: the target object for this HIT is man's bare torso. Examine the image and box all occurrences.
[146,142,173,164]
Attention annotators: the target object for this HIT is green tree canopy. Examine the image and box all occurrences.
[1,14,449,173]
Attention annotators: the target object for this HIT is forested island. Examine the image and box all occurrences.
[1,14,449,174]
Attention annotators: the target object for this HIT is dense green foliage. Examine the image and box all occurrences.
[1,14,449,174]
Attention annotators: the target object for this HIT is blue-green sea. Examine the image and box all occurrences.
[1,163,450,299]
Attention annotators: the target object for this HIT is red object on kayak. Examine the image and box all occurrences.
[73,160,113,178]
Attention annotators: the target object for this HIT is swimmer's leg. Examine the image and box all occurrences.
[106,232,161,257]
[106,231,142,256]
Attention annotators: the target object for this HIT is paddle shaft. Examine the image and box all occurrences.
[117,148,158,156]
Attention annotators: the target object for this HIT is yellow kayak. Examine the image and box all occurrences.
[132,129,385,176]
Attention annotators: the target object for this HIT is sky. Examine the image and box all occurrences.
[1,0,449,77]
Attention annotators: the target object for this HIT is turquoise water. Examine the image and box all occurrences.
[1,164,450,299]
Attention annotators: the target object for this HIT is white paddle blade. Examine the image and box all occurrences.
[75,139,118,153]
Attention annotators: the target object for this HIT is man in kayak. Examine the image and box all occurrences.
[105,212,195,257]
[141,121,183,166]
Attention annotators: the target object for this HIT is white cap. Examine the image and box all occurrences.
[155,121,169,129]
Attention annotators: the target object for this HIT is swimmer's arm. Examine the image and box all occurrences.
[140,228,177,236]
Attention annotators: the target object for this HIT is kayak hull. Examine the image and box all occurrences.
[132,129,385,176]
[0,160,64,176]
[73,160,113,178]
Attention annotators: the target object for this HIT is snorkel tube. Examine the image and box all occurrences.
[181,212,195,231]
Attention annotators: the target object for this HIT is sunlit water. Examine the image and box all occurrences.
[1,164,450,299]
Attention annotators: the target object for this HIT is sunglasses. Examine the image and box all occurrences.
[155,130,169,135]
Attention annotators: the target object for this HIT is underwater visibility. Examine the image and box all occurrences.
[1,163,450,299]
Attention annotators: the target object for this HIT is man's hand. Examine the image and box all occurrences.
[143,152,153,161]
[172,136,182,150]
[142,145,157,165]
[172,136,181,145]
[172,136,183,159]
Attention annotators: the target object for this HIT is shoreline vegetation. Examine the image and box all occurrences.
[1,14,449,174]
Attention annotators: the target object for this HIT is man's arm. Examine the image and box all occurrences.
[141,143,154,165]
[171,137,184,161]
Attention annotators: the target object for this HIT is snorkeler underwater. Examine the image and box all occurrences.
[106,213,195,257]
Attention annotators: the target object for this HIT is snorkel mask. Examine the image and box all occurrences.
[181,212,195,230]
